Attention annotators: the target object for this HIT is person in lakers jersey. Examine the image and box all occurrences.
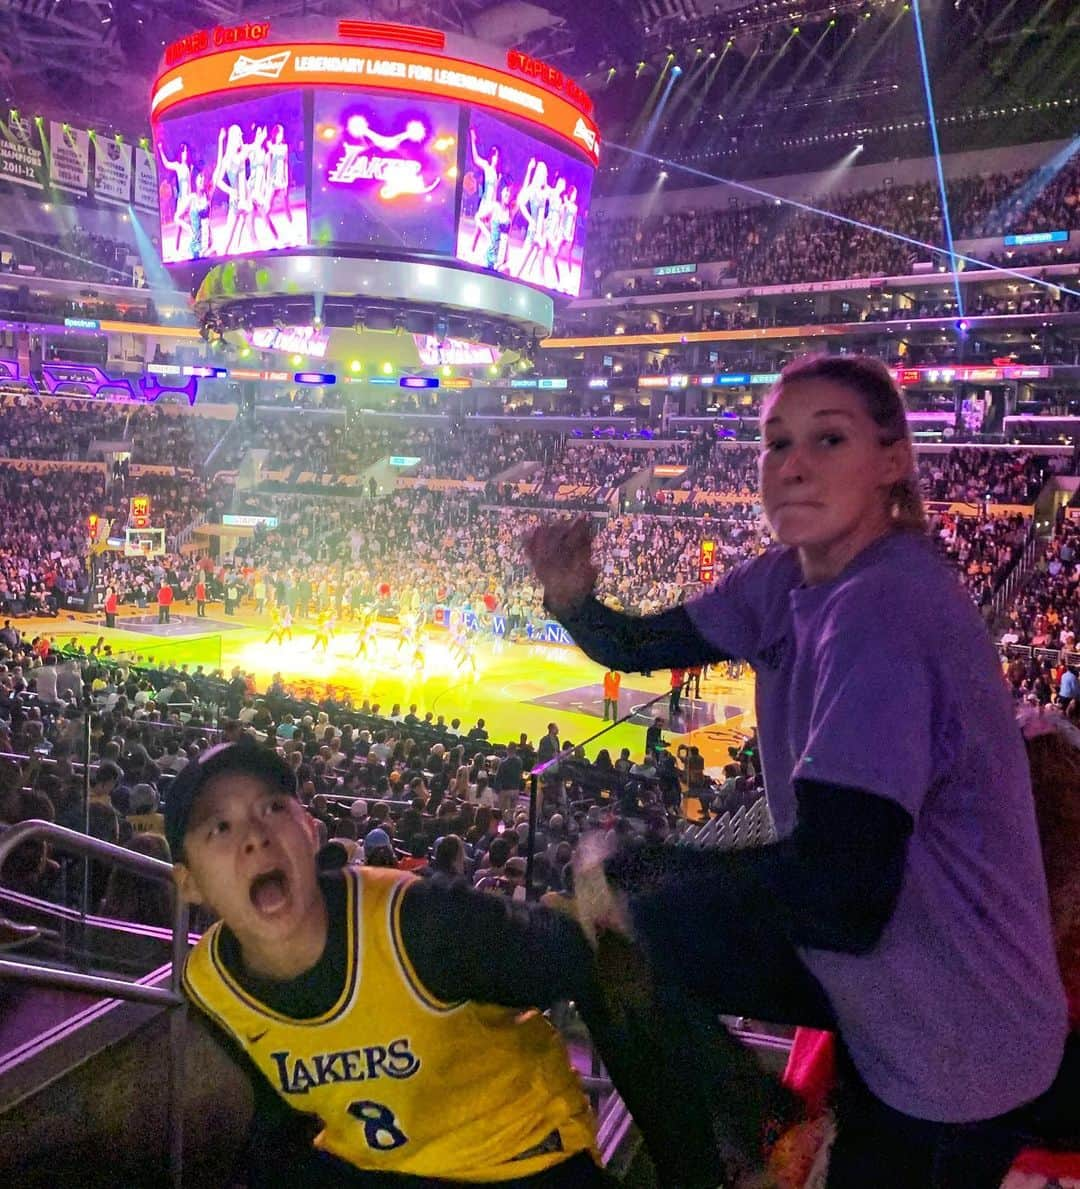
[166,742,607,1188]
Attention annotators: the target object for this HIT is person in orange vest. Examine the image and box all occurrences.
[157,580,174,624]
[104,586,119,629]
[194,576,207,618]
[668,667,686,720]
[602,669,621,721]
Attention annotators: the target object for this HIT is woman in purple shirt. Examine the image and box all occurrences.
[528,355,1074,1188]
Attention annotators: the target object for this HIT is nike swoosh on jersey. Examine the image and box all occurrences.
[247,1029,270,1044]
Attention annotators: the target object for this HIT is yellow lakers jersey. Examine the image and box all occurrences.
[183,867,598,1182]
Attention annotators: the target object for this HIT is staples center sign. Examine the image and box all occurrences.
[164,22,272,66]
[151,43,600,165]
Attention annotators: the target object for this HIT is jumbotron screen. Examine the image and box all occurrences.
[456,107,592,297]
[156,91,309,263]
[150,21,600,297]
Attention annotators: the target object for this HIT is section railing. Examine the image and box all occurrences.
[0,820,189,1187]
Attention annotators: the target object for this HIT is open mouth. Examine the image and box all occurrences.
[249,869,289,915]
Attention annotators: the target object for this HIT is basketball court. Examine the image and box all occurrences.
[35,602,757,774]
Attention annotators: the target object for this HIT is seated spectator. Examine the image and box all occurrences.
[99,832,173,926]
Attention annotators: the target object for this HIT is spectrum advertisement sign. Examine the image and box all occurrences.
[310,91,459,254]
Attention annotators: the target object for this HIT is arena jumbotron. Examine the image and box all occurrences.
[0,1,1079,1186]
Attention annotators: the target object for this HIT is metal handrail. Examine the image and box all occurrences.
[0,819,189,1186]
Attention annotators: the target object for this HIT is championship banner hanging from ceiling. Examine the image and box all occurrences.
[49,120,91,195]
[93,137,133,205]
[132,144,159,211]
[0,113,48,190]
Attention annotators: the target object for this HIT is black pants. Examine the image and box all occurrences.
[827,1038,1080,1188]
[254,1148,608,1189]
[628,863,1080,1189]
[105,612,115,628]
[158,606,170,623]
[196,600,206,617]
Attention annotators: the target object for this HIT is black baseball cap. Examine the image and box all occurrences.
[164,740,298,860]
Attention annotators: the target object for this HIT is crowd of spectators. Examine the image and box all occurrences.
[0,467,101,614]
[0,398,228,469]
[559,291,1080,345]
[0,226,145,286]
[0,629,694,927]
[931,511,1032,608]
[918,449,1066,504]
[999,521,1080,651]
[584,158,1080,292]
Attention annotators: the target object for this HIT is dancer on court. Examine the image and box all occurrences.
[553,183,579,288]
[468,128,501,255]
[158,141,194,255]
[311,609,335,655]
[396,609,418,656]
[514,158,550,282]
[353,609,378,661]
[528,354,1073,1189]
[266,605,293,646]
[264,122,294,229]
[213,123,252,256]
[539,176,567,288]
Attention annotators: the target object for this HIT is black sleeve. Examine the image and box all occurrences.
[185,1003,320,1187]
[398,879,601,1013]
[551,595,731,673]
[614,778,914,955]
[397,879,766,1186]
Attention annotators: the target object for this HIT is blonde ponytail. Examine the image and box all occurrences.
[890,475,928,534]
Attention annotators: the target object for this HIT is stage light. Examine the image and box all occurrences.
[671,65,683,78]
[441,364,452,377]
[291,354,303,365]
[349,359,362,372]
[381,361,393,374]
[793,25,800,33]
[488,364,498,376]
[957,319,970,333]
[240,346,251,358]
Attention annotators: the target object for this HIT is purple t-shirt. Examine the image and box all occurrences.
[686,531,1067,1122]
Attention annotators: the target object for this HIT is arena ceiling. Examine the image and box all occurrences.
[0,0,1071,162]
[0,0,645,127]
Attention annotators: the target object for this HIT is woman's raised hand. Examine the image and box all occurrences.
[525,516,598,616]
